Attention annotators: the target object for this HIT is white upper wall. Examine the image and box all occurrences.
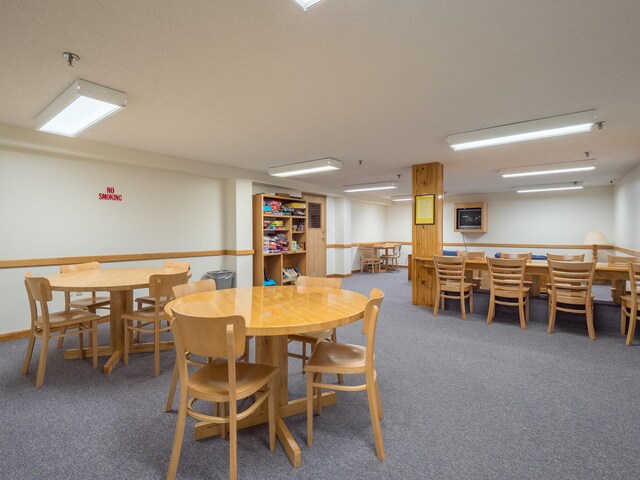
[385,203,412,242]
[614,162,640,252]
[350,201,387,243]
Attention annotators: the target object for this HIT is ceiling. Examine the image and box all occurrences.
[1,0,640,200]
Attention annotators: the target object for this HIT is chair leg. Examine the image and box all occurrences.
[306,369,314,446]
[460,292,467,320]
[301,341,307,373]
[469,291,474,314]
[123,320,130,365]
[21,333,36,375]
[35,332,49,388]
[78,328,84,360]
[366,376,386,461]
[374,379,384,420]
[331,330,344,385]
[621,302,628,335]
[626,310,637,346]
[525,296,530,324]
[92,320,98,369]
[56,327,67,349]
[268,378,276,451]
[166,387,188,480]
[586,302,596,340]
[229,399,237,480]
[165,359,179,412]
[433,290,440,317]
[486,292,495,324]
[518,298,526,330]
[220,402,227,439]
[315,373,323,416]
[548,299,556,334]
[154,322,160,377]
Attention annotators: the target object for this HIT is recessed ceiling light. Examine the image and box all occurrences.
[343,181,398,193]
[501,159,597,178]
[293,0,326,11]
[516,182,584,193]
[447,110,598,151]
[391,195,412,202]
[268,158,342,177]
[35,79,126,137]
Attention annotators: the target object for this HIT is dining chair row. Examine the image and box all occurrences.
[432,254,640,344]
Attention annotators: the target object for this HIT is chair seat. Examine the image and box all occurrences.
[122,306,169,322]
[69,296,110,310]
[289,329,333,344]
[135,295,169,306]
[189,362,278,401]
[305,342,367,374]
[38,309,101,329]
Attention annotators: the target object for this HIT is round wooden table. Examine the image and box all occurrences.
[165,285,369,467]
[47,267,188,374]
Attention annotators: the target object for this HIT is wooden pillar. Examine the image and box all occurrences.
[412,162,443,306]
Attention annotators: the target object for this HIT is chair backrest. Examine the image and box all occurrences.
[60,261,101,273]
[360,246,376,259]
[499,252,532,260]
[171,312,247,359]
[547,260,596,298]
[363,288,384,352]
[24,274,52,327]
[487,257,527,292]
[393,243,401,256]
[433,255,465,287]
[172,279,217,299]
[546,253,585,261]
[629,263,640,305]
[149,272,190,306]
[296,276,342,289]
[607,255,640,266]
[457,250,486,259]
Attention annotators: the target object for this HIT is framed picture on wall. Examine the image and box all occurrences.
[415,194,435,225]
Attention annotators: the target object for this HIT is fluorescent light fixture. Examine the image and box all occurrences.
[391,195,412,202]
[343,181,398,193]
[293,0,326,11]
[268,158,342,177]
[516,182,584,194]
[447,110,598,151]
[501,159,598,178]
[35,79,126,137]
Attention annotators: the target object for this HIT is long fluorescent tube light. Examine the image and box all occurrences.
[447,110,598,151]
[501,159,598,178]
[268,158,342,177]
[293,0,326,11]
[516,182,584,194]
[391,195,412,202]
[343,181,398,193]
[35,79,126,137]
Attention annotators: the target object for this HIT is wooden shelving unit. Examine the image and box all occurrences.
[253,194,307,286]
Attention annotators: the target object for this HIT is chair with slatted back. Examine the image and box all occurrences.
[381,243,401,271]
[608,255,640,331]
[135,260,191,310]
[166,312,278,480]
[547,260,597,340]
[287,276,343,382]
[486,257,530,330]
[499,252,533,260]
[305,288,385,461]
[433,255,474,320]
[621,263,640,345]
[22,274,100,388]
[360,246,382,273]
[546,253,585,261]
[122,271,189,376]
[56,262,110,349]
[457,250,486,288]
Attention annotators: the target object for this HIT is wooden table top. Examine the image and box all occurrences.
[46,267,188,292]
[165,286,369,336]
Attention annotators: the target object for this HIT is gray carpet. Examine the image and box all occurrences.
[2,272,640,479]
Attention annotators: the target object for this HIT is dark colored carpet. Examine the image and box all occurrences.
[2,271,640,479]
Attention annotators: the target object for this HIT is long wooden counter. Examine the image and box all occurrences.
[412,257,628,306]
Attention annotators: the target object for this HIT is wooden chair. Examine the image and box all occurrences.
[499,252,532,260]
[456,250,486,288]
[305,288,385,460]
[608,255,640,319]
[166,312,278,480]
[56,261,110,349]
[547,260,597,340]
[433,255,474,320]
[360,245,381,273]
[288,276,343,383]
[135,260,191,309]
[622,262,640,346]
[546,253,585,261]
[381,243,401,271]
[122,271,189,376]
[22,274,99,388]
[486,257,530,330]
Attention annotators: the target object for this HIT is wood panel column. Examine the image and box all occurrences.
[412,162,443,306]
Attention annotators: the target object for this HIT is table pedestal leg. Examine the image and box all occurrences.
[103,290,132,375]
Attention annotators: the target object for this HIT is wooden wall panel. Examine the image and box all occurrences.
[412,163,443,306]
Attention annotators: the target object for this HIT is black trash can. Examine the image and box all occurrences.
[204,270,235,289]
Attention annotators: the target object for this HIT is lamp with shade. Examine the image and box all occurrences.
[583,231,610,262]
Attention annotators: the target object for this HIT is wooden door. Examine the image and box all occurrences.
[303,193,326,277]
